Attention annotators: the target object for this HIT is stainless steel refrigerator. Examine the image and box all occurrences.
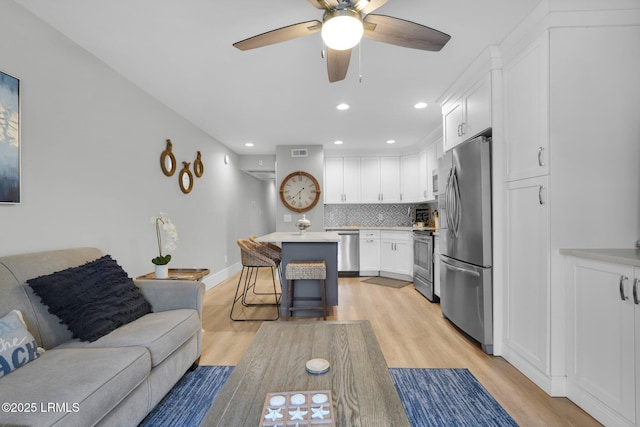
[438,135,493,354]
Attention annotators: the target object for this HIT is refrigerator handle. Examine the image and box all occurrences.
[444,168,453,233]
[451,166,461,238]
[441,260,480,277]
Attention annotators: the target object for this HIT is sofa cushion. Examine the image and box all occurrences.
[27,255,152,342]
[0,310,44,378]
[56,309,199,367]
[0,346,150,427]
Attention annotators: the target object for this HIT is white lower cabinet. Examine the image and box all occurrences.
[380,231,413,279]
[359,230,380,275]
[433,235,440,297]
[566,256,638,427]
[505,176,549,375]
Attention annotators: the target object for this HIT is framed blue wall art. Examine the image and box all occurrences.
[0,70,20,204]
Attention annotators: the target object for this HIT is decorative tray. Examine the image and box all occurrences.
[136,268,210,281]
[259,390,335,426]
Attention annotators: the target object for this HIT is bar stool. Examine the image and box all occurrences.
[230,239,280,321]
[285,260,327,320]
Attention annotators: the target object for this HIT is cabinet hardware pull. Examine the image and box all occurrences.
[538,146,545,167]
[633,278,639,305]
[538,186,544,205]
[461,122,466,135]
[457,124,461,137]
[620,276,629,301]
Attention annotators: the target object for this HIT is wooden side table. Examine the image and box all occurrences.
[136,268,210,281]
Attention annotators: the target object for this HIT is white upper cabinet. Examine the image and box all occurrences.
[324,157,360,203]
[442,74,492,152]
[504,32,549,181]
[360,157,381,203]
[325,156,402,204]
[400,154,419,203]
[379,157,401,203]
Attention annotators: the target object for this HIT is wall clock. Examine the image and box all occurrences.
[279,171,321,213]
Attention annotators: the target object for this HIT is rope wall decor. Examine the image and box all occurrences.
[160,139,205,194]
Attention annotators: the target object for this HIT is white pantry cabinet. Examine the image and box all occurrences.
[499,14,640,398]
[324,157,360,203]
[442,74,491,152]
[565,255,638,427]
[503,32,549,182]
[380,231,413,280]
[505,176,549,375]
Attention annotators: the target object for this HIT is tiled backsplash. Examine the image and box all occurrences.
[324,203,436,227]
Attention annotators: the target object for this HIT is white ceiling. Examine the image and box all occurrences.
[14,0,539,155]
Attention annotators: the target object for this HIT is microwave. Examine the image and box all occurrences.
[432,169,439,194]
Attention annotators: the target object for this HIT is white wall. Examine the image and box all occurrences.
[0,1,272,287]
[275,145,324,232]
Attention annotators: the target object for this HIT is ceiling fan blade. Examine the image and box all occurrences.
[307,0,339,9]
[327,48,352,83]
[233,20,322,51]
[363,14,451,51]
[354,0,388,15]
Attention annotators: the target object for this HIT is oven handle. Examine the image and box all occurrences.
[441,260,480,277]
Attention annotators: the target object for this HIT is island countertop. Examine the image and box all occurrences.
[255,231,340,243]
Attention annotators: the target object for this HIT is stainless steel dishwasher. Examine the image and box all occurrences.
[332,230,359,277]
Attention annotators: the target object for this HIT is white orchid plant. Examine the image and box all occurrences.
[151,212,178,265]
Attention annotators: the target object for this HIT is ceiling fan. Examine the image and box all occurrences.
[233,0,451,83]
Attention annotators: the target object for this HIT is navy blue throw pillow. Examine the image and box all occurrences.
[27,255,152,342]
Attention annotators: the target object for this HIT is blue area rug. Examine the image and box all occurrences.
[139,366,518,426]
[389,368,519,426]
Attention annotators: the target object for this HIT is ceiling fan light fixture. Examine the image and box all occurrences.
[321,8,363,51]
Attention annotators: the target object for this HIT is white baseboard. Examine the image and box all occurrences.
[502,346,566,397]
[202,262,242,291]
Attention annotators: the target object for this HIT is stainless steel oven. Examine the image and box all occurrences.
[412,230,438,302]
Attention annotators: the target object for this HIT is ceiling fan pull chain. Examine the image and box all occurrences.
[358,41,363,83]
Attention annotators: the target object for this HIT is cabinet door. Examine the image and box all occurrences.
[359,237,380,272]
[433,236,440,297]
[324,157,345,203]
[380,240,396,271]
[342,157,360,203]
[394,239,413,276]
[360,157,381,203]
[464,75,491,139]
[504,32,550,181]
[566,257,635,424]
[379,157,400,203]
[401,154,419,203]
[443,101,464,152]
[418,149,429,201]
[505,176,549,373]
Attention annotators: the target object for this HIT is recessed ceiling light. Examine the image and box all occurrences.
[334,140,344,145]
[414,102,428,109]
[245,142,254,147]
[336,103,350,111]
[386,139,396,144]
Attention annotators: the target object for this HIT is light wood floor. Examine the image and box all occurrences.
[201,270,601,427]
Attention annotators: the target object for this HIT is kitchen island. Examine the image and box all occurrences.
[256,231,339,317]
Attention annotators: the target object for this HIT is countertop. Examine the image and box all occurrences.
[256,231,340,243]
[560,248,640,267]
[324,226,438,232]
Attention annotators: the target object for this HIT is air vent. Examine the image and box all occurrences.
[291,148,308,158]
[244,170,275,180]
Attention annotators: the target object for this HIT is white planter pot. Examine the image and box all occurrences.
[155,264,169,279]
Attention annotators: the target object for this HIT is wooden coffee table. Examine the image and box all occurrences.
[200,320,410,426]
